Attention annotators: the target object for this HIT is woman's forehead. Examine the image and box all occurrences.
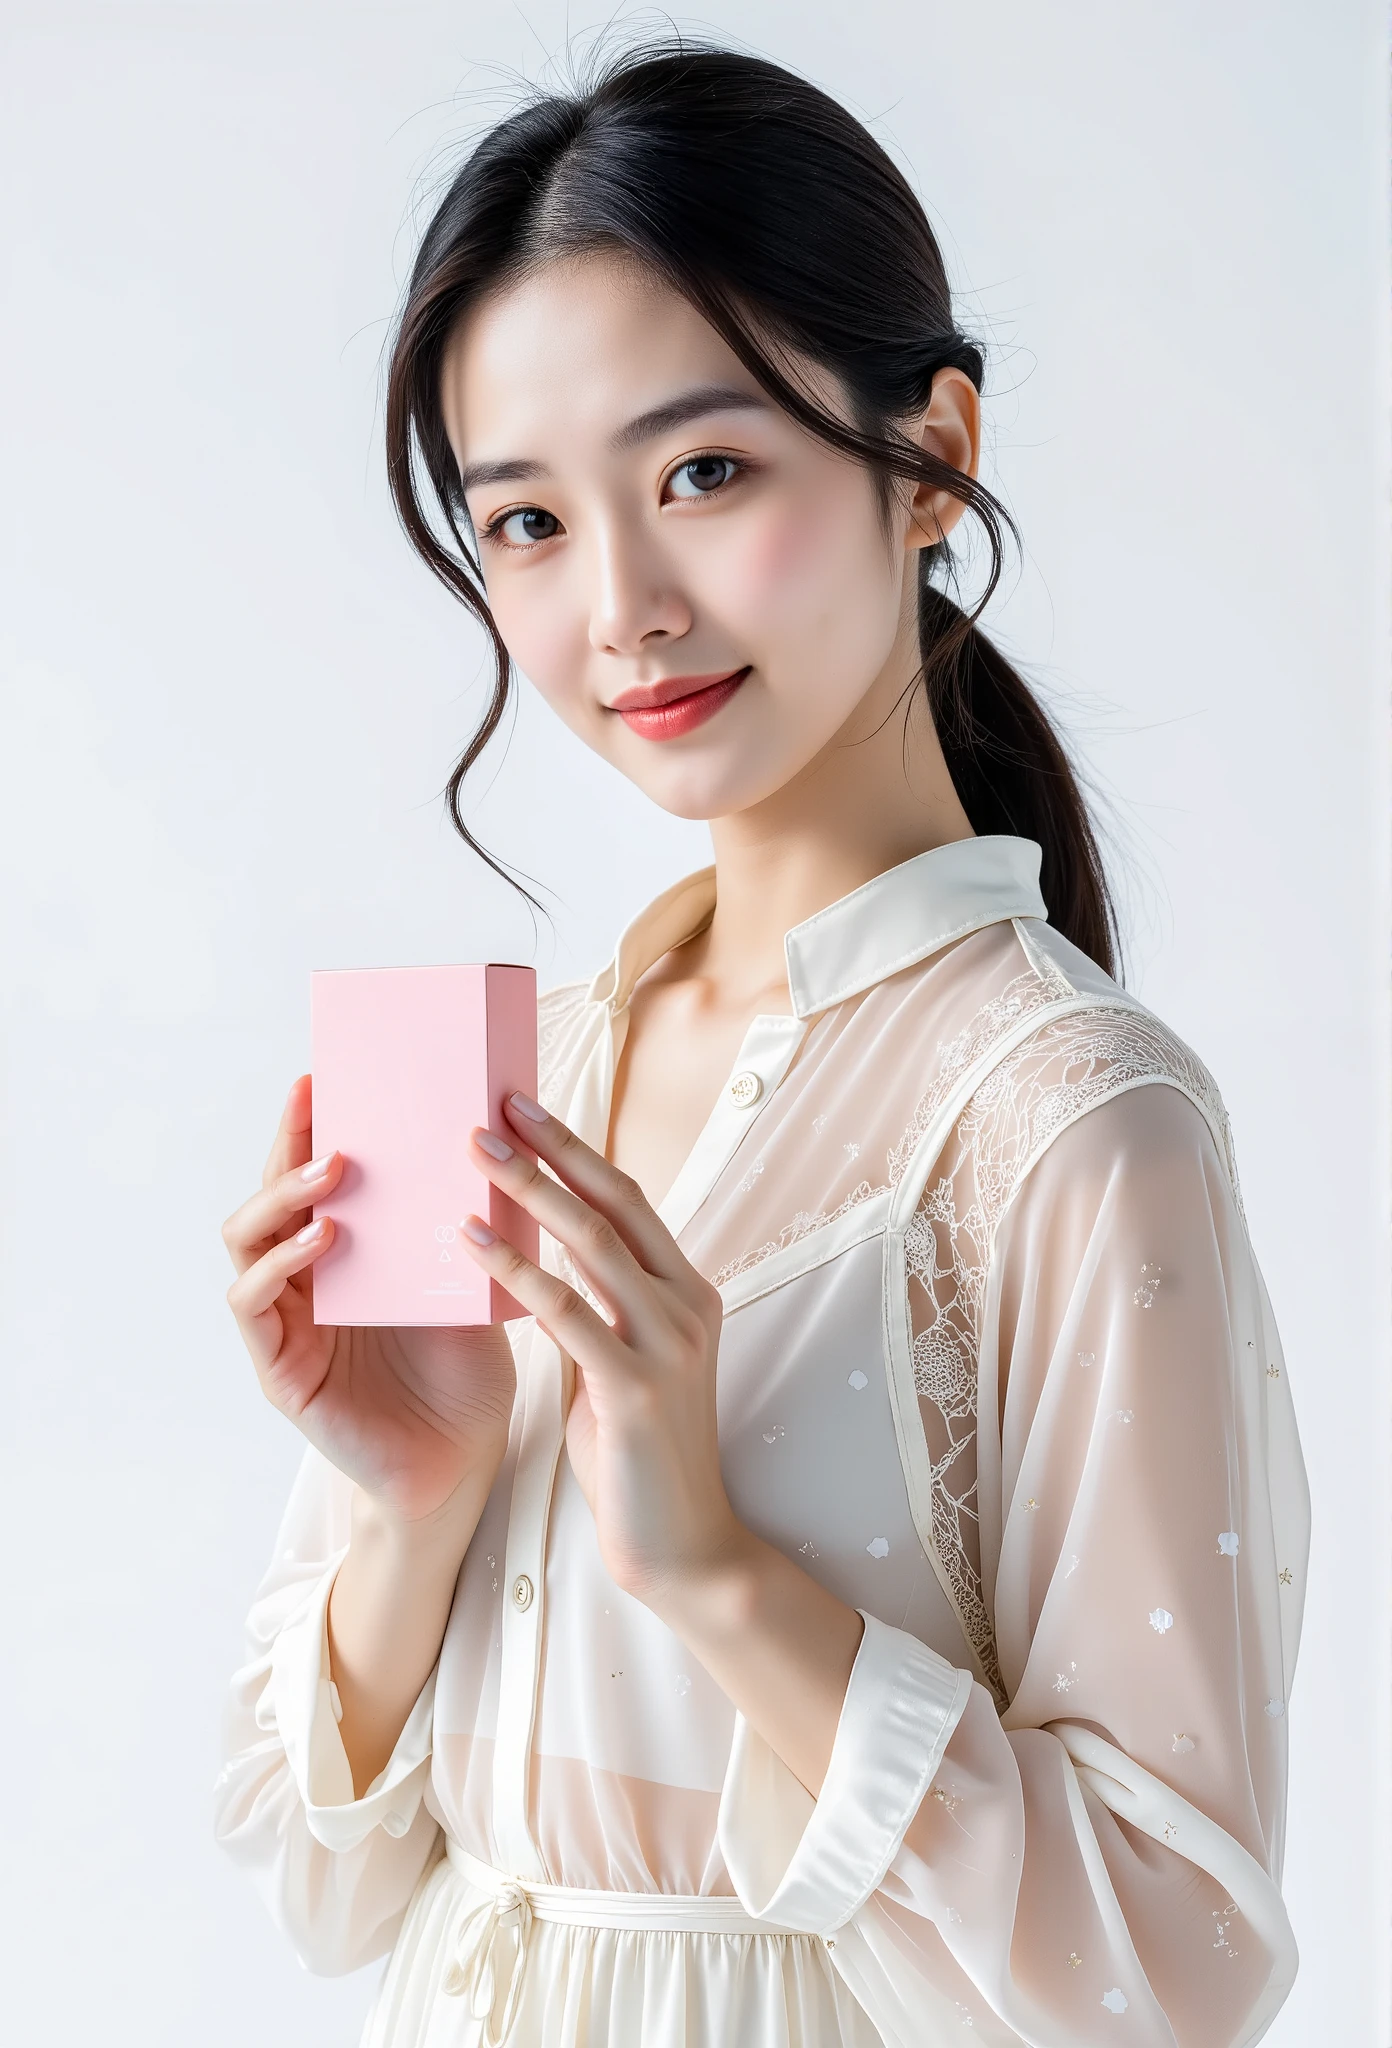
[440,260,758,467]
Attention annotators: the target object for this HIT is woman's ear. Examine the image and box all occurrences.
[903,368,981,553]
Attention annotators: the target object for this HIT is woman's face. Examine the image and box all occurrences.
[438,250,969,822]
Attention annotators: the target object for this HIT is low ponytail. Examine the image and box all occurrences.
[385,32,1125,982]
[918,581,1122,980]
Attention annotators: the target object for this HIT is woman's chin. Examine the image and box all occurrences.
[623,756,791,824]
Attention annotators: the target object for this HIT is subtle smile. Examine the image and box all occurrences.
[607,667,751,741]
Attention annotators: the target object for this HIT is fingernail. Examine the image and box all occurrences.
[296,1218,326,1242]
[461,1216,496,1245]
[508,1092,546,1122]
[473,1129,513,1161]
[301,1153,334,1181]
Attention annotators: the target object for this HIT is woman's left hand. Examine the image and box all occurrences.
[458,1091,744,1606]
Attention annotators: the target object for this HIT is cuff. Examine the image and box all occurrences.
[268,1547,438,1853]
[717,1610,972,1933]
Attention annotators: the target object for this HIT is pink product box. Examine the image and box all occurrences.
[310,963,539,1326]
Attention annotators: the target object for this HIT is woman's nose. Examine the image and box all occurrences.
[587,525,693,655]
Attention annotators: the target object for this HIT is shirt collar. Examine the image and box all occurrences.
[586,833,1047,1021]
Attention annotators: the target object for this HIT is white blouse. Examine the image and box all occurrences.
[213,833,1310,2048]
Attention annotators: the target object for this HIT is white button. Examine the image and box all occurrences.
[511,1573,534,1611]
[381,1810,409,1837]
[728,1071,763,1108]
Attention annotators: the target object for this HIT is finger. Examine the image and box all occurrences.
[499,1093,691,1285]
[261,1073,315,1190]
[226,1214,336,1377]
[222,1146,343,1279]
[456,1213,630,1376]
[467,1127,673,1343]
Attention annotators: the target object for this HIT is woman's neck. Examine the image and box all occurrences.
[690,620,976,1013]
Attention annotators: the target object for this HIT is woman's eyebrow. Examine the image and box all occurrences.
[456,384,772,493]
[609,382,772,452]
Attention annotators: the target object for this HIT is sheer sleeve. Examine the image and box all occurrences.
[719,1077,1310,2047]
[210,1440,445,1976]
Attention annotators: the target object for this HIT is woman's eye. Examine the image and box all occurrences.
[666,455,739,499]
[487,506,561,549]
[480,456,741,548]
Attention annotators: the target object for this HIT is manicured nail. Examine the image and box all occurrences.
[301,1153,334,1181]
[460,1216,496,1245]
[508,1092,546,1122]
[296,1218,326,1242]
[473,1129,513,1161]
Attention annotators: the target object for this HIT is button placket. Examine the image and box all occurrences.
[657,1015,807,1241]
[491,1323,570,1881]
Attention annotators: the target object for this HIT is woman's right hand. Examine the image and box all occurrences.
[221,1072,519,1527]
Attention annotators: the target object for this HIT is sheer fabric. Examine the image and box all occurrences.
[213,835,1309,2047]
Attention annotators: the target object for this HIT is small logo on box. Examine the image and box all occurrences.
[427,1221,474,1295]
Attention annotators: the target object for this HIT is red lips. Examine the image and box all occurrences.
[608,667,751,741]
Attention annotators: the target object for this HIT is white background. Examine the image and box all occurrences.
[1,3,1386,2042]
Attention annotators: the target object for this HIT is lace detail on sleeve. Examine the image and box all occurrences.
[907,1167,1000,1696]
[907,1002,1240,1708]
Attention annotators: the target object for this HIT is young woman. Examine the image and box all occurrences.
[213,37,1310,2048]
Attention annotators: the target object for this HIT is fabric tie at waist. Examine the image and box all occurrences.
[440,1837,804,2046]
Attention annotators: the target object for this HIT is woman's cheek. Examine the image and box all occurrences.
[722,494,886,670]
[490,588,590,728]
[720,500,833,620]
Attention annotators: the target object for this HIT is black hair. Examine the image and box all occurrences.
[384,31,1123,977]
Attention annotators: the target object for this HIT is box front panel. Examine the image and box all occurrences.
[311,965,492,1325]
